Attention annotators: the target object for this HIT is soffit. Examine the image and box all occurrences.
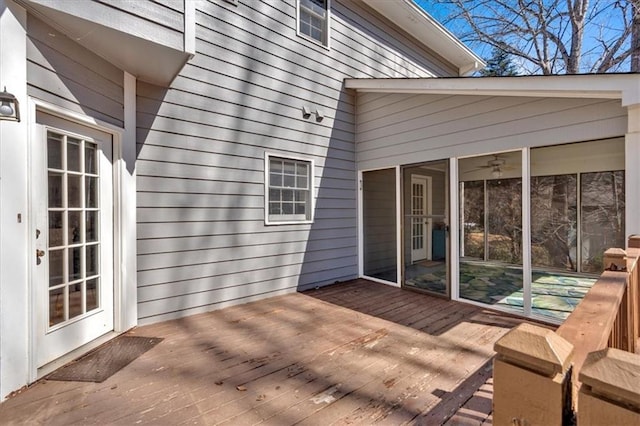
[362,0,485,76]
[20,0,190,86]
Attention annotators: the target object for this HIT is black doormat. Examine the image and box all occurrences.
[46,335,163,383]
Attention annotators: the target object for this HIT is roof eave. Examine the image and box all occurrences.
[344,74,640,106]
[362,0,485,76]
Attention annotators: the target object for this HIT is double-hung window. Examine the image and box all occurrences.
[298,0,330,46]
[266,154,314,224]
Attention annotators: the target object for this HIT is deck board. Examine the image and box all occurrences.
[0,279,523,425]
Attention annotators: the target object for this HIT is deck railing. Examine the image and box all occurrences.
[493,235,640,425]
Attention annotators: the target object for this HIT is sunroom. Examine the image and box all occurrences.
[347,74,640,323]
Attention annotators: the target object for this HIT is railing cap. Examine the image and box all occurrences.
[579,348,640,408]
[628,234,640,249]
[604,248,627,271]
[494,323,573,377]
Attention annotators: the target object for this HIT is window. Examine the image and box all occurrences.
[266,155,313,223]
[298,0,329,46]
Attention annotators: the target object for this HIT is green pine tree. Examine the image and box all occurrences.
[480,47,519,76]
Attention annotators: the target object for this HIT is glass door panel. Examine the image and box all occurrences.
[403,161,448,296]
[458,152,523,313]
[362,169,397,283]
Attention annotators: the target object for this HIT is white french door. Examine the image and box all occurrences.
[411,176,432,262]
[33,111,114,368]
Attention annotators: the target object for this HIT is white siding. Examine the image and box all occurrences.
[356,93,627,170]
[135,0,454,323]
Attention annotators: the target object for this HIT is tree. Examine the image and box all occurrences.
[479,47,519,76]
[419,0,640,74]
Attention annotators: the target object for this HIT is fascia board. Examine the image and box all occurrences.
[345,74,640,105]
[362,0,485,76]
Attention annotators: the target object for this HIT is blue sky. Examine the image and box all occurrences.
[413,0,633,74]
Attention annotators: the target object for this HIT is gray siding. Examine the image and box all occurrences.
[356,93,627,170]
[28,0,184,51]
[26,15,124,127]
[136,0,453,323]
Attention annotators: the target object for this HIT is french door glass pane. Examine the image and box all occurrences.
[46,131,101,328]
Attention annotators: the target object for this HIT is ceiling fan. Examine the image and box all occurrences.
[464,155,512,178]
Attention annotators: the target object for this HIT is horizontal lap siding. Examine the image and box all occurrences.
[356,93,627,170]
[136,0,450,323]
[29,0,184,51]
[26,16,124,127]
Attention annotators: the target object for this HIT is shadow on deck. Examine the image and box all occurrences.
[0,279,527,425]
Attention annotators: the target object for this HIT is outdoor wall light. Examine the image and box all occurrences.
[0,87,20,122]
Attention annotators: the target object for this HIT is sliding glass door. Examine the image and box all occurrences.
[458,151,523,314]
[362,168,398,284]
[457,139,625,322]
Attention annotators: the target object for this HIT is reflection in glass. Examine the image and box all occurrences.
[47,133,63,170]
[86,177,98,208]
[460,180,484,259]
[581,171,625,273]
[49,211,64,247]
[487,179,522,264]
[362,169,397,283]
[86,211,98,242]
[68,211,82,244]
[85,142,97,174]
[458,152,523,313]
[531,175,577,271]
[86,278,98,311]
[68,175,82,208]
[86,244,98,277]
[69,246,82,281]
[67,138,81,172]
[69,283,83,319]
[49,287,65,326]
[49,249,64,287]
[48,172,63,208]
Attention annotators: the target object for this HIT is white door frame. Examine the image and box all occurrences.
[410,175,432,262]
[28,99,133,380]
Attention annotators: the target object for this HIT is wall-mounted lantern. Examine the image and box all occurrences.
[0,87,20,122]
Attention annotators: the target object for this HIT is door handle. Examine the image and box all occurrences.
[36,249,45,265]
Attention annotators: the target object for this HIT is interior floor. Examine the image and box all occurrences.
[403,260,597,321]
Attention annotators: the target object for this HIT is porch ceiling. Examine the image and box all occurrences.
[345,74,640,106]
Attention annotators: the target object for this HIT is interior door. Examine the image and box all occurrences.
[411,176,431,262]
[33,111,114,368]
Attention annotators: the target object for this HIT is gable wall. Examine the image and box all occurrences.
[135,0,455,323]
[356,93,627,170]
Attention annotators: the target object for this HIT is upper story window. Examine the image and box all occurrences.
[298,0,330,46]
[266,154,314,224]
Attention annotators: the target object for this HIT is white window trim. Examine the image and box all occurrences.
[264,152,315,225]
[296,0,331,49]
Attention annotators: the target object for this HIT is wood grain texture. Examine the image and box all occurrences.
[0,280,523,424]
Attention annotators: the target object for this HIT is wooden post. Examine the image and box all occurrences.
[604,248,627,272]
[493,323,574,426]
[578,348,640,425]
[628,234,640,249]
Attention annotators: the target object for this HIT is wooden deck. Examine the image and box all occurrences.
[0,279,526,425]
